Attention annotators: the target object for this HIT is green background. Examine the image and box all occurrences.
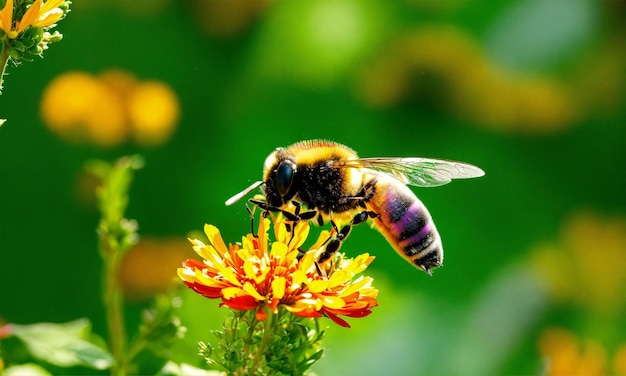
[1,0,624,374]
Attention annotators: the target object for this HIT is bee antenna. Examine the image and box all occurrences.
[225,181,264,206]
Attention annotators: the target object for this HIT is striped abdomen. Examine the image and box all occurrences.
[366,176,443,274]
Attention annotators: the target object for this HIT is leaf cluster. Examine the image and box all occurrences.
[201,308,326,375]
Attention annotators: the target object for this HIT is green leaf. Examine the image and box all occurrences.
[158,361,223,376]
[2,363,52,376]
[11,319,114,370]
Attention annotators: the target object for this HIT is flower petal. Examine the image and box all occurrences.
[323,309,351,328]
[222,286,246,300]
[0,0,14,33]
[320,294,346,309]
[33,7,63,27]
[272,276,286,299]
[242,282,265,301]
[224,295,258,310]
[204,224,229,258]
[40,0,63,14]
[16,0,41,32]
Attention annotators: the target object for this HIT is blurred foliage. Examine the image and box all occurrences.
[0,0,624,374]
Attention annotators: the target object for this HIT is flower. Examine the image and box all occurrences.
[0,0,64,39]
[530,211,626,316]
[40,69,180,147]
[538,327,622,376]
[178,214,379,328]
[120,237,192,301]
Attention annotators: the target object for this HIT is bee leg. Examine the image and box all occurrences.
[249,199,316,222]
[291,201,317,221]
[249,199,318,243]
[245,203,258,237]
[314,261,326,277]
[317,210,379,263]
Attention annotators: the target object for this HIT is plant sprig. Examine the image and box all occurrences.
[201,307,325,375]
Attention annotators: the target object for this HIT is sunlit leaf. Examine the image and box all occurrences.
[1,363,52,376]
[11,319,114,370]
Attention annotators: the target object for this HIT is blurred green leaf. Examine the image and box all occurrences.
[486,0,597,70]
[158,360,223,376]
[1,363,52,376]
[11,319,114,370]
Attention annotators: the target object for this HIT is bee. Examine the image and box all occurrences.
[226,140,484,274]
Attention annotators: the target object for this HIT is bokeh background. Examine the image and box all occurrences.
[1,0,624,374]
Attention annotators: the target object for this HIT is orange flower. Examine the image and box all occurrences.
[178,214,378,328]
[0,0,64,39]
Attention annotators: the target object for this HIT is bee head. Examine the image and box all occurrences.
[263,148,298,207]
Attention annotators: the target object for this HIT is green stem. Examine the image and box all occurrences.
[0,38,10,94]
[102,241,127,376]
[249,308,275,373]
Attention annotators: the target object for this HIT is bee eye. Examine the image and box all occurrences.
[275,162,294,196]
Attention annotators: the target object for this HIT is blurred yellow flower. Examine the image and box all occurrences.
[530,211,626,316]
[40,71,127,147]
[178,214,379,328]
[120,237,192,301]
[539,327,608,376]
[40,69,179,147]
[0,0,63,39]
[127,81,180,146]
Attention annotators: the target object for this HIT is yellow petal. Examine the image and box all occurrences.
[270,241,288,259]
[243,259,257,279]
[0,0,14,33]
[339,276,373,297]
[242,282,265,300]
[16,0,41,33]
[328,270,351,288]
[272,277,286,299]
[204,224,229,257]
[308,279,329,293]
[290,220,310,249]
[177,267,194,282]
[222,286,246,299]
[33,7,63,27]
[310,230,331,252]
[292,269,308,287]
[295,297,322,310]
[321,295,346,309]
[40,0,63,14]
[297,252,316,274]
[218,265,240,286]
[258,222,271,254]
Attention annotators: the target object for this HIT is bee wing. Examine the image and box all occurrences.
[336,157,485,187]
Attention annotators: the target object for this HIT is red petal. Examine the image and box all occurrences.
[256,307,268,321]
[184,281,223,298]
[223,295,259,310]
[268,298,279,312]
[345,308,374,318]
[182,259,205,269]
[323,309,351,328]
[291,309,323,319]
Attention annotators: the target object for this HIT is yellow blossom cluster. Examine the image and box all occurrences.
[539,327,626,376]
[0,0,63,40]
[120,237,192,301]
[40,69,179,147]
[178,214,379,328]
[530,211,626,317]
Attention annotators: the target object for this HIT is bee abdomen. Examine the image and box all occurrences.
[368,179,443,273]
[395,202,442,270]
